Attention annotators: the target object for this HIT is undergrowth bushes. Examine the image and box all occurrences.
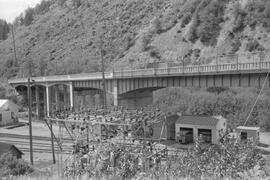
[0,153,34,177]
[233,0,270,33]
[154,87,270,131]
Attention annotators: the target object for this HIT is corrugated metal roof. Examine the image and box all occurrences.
[176,115,222,127]
[0,99,8,108]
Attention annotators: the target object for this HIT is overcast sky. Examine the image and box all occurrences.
[0,0,42,23]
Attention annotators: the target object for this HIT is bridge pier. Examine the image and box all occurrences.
[113,80,118,106]
[46,86,50,117]
[69,82,74,109]
[35,87,40,118]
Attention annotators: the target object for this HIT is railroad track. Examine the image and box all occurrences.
[0,139,73,154]
[18,147,71,154]
[0,139,72,148]
[0,133,73,142]
[0,133,74,154]
[0,133,183,156]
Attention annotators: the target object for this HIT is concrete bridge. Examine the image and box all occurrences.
[8,61,270,117]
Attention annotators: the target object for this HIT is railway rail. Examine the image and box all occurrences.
[0,133,73,142]
[0,133,73,154]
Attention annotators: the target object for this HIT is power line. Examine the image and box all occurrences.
[235,68,270,143]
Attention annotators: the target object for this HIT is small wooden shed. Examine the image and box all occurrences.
[236,126,260,143]
[0,142,23,159]
[175,115,227,144]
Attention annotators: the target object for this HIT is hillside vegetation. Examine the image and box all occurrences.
[154,87,270,131]
[1,0,270,101]
[1,0,270,79]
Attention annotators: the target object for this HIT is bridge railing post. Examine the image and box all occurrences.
[236,54,239,71]
[259,52,263,71]
[182,57,185,74]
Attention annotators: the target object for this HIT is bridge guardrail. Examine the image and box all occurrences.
[8,61,270,84]
[113,61,270,78]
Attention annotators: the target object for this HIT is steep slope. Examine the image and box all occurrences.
[1,0,270,81]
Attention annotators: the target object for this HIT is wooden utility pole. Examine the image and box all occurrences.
[27,78,34,165]
[50,121,56,164]
[11,25,18,66]
[100,36,107,109]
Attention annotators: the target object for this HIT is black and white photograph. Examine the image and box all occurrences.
[0,0,270,179]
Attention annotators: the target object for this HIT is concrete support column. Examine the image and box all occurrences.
[43,87,46,117]
[193,127,198,143]
[35,86,40,118]
[113,80,118,106]
[69,82,74,109]
[46,86,50,117]
[55,86,59,111]
[63,85,68,109]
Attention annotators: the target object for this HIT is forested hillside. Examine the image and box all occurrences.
[1,0,270,78]
[1,0,270,104]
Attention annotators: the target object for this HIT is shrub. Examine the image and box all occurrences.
[24,8,34,26]
[232,2,247,33]
[73,0,81,8]
[141,32,152,51]
[230,37,241,54]
[196,0,227,46]
[0,153,34,177]
[180,0,201,28]
[125,33,135,51]
[152,17,162,34]
[149,48,161,59]
[58,0,67,7]
[245,39,265,52]
[0,19,10,40]
[181,15,192,28]
[188,19,199,43]
[13,14,24,27]
[207,86,229,94]
[193,49,201,59]
[232,0,270,32]
[35,0,51,15]
[244,0,270,28]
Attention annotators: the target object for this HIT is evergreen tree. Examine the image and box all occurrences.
[24,8,34,26]
[0,19,10,40]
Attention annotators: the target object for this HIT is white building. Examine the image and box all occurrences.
[175,115,227,144]
[236,126,260,143]
[0,99,19,126]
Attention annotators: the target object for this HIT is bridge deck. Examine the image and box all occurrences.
[8,61,270,84]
